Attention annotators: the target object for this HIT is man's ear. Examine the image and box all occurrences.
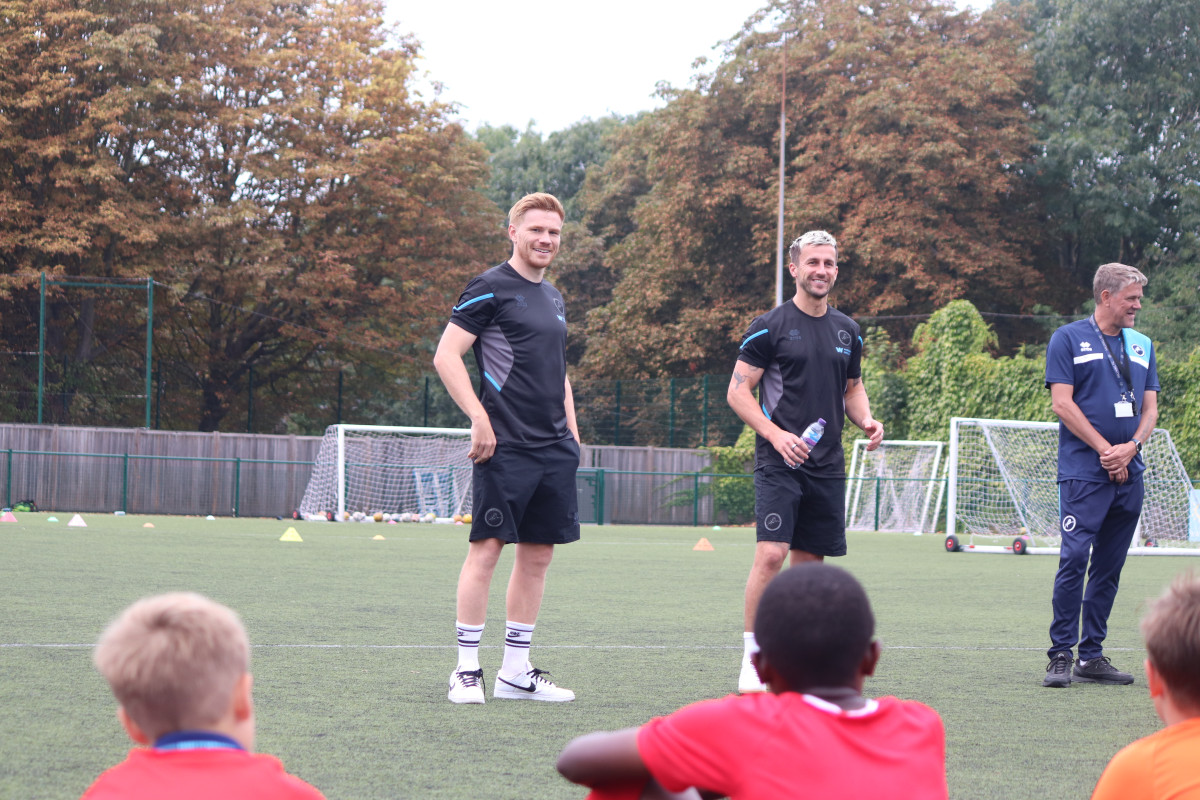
[861,640,882,679]
[750,650,780,691]
[117,706,150,745]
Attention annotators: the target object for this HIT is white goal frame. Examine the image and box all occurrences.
[947,417,1200,556]
[298,424,472,521]
[846,439,945,535]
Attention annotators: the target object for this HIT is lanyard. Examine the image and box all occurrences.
[1088,316,1137,414]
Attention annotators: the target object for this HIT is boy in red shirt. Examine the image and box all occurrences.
[82,592,324,800]
[1091,573,1200,799]
[557,563,947,800]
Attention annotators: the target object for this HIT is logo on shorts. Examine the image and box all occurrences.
[764,513,783,532]
[485,508,504,527]
[1062,515,1077,533]
[838,330,852,346]
[788,329,802,341]
[1132,343,1146,357]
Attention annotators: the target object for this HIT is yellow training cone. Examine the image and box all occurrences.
[693,537,714,551]
[372,534,386,540]
[279,527,303,542]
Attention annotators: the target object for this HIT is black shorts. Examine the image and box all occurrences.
[754,466,847,556]
[470,438,581,545]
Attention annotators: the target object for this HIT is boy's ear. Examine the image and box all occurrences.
[1145,659,1164,698]
[861,640,882,678]
[749,650,778,691]
[232,672,254,722]
[117,707,150,745]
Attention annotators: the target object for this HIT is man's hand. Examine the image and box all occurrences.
[1108,465,1129,484]
[469,417,497,464]
[1099,441,1137,473]
[861,416,884,452]
[771,430,809,469]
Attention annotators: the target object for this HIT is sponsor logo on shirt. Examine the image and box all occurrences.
[514,294,527,308]
[788,329,802,341]
[1080,341,1092,352]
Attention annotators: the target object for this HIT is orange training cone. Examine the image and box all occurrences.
[693,537,714,551]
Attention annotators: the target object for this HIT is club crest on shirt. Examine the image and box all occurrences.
[1131,343,1146,357]
[838,330,853,346]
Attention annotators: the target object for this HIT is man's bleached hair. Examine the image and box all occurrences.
[789,230,838,264]
[1093,262,1147,304]
[93,592,250,740]
[508,192,565,228]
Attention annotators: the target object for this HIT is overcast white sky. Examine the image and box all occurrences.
[383,0,992,134]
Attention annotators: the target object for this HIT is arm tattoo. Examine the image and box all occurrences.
[847,377,862,390]
[732,370,748,388]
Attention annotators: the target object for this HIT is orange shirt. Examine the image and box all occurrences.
[1091,717,1200,800]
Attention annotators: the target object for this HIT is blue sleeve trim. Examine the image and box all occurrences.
[740,329,769,350]
[454,293,495,312]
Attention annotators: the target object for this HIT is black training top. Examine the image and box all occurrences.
[448,262,572,447]
[737,302,863,476]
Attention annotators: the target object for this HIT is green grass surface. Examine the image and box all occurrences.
[0,514,1192,799]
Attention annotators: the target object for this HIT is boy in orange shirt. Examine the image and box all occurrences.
[1091,573,1200,799]
[82,592,324,800]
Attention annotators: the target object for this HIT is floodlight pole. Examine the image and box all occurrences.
[775,31,790,308]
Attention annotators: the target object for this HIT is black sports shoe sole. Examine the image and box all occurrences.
[1042,675,1071,688]
[1071,673,1133,685]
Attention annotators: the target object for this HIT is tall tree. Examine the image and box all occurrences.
[578,0,1049,379]
[1,0,497,431]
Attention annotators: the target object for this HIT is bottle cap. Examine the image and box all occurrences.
[817,418,826,425]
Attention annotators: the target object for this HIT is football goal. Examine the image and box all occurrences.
[946,417,1200,555]
[298,425,472,521]
[846,439,945,535]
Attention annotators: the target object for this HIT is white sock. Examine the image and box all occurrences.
[743,631,759,663]
[455,621,484,671]
[501,620,535,676]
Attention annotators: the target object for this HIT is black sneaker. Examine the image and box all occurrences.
[1072,656,1134,685]
[1043,651,1073,688]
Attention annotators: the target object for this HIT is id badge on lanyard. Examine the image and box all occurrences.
[1088,317,1137,419]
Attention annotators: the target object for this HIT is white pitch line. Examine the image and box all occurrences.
[1,642,1143,652]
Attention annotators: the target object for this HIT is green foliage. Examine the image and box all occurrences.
[1156,350,1200,478]
[705,425,757,523]
[1031,0,1200,300]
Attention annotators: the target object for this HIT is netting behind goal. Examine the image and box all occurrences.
[948,418,1198,549]
[298,425,471,520]
[846,440,945,534]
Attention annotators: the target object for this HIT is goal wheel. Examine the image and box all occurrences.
[1144,538,1157,548]
[291,510,301,520]
[1013,536,1029,555]
[944,534,961,553]
[324,510,335,521]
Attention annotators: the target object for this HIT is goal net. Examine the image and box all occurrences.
[948,417,1199,553]
[298,425,472,521]
[846,439,945,535]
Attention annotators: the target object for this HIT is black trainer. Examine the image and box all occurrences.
[1043,651,1073,687]
[1072,656,1134,685]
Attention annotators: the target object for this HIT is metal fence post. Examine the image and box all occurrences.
[597,468,606,525]
[5,449,12,508]
[613,382,621,447]
[669,378,676,448]
[121,453,129,513]
[701,375,709,445]
[874,476,882,531]
[233,457,242,517]
[693,472,700,526]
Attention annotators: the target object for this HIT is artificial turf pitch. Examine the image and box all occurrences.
[0,514,1189,799]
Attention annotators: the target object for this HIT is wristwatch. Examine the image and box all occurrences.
[1131,437,1142,453]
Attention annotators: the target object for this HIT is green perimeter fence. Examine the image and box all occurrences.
[0,447,943,530]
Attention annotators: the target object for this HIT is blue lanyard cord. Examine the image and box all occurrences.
[1087,316,1137,413]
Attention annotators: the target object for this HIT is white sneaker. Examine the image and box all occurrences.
[738,658,767,693]
[494,666,575,702]
[448,668,486,704]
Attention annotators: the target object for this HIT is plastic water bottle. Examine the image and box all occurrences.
[801,418,826,448]
[789,418,825,469]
